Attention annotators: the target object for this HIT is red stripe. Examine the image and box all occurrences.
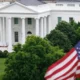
[55,60,78,80]
[45,54,77,79]
[46,48,75,72]
[76,74,80,78]
[75,61,80,78]
[77,66,80,70]
[63,73,76,80]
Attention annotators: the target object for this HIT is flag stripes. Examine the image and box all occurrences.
[45,48,80,80]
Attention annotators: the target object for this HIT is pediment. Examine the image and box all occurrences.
[0,2,37,13]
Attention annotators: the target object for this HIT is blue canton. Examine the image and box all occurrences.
[75,41,80,59]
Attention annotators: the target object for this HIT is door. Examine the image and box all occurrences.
[14,31,19,43]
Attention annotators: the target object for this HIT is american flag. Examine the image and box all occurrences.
[44,42,80,80]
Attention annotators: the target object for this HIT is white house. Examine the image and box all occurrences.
[0,0,80,52]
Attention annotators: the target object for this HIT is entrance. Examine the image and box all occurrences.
[27,31,32,36]
[14,31,19,42]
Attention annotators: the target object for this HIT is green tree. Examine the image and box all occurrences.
[76,27,80,41]
[46,30,72,52]
[13,43,22,53]
[56,21,77,46]
[3,36,64,80]
[69,19,77,30]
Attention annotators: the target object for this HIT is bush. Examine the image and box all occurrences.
[56,21,77,46]
[0,50,9,58]
[3,50,8,58]
[3,36,64,80]
[13,43,22,53]
[0,50,3,57]
[46,30,72,52]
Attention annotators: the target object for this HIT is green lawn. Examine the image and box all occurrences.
[0,58,6,80]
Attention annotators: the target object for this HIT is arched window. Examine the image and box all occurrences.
[27,31,32,34]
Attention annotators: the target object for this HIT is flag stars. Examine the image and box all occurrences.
[78,56,80,59]
[77,47,78,49]
[78,51,80,54]
[76,47,80,50]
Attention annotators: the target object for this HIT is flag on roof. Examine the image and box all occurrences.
[44,41,80,80]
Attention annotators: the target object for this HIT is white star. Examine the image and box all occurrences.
[78,51,80,53]
[77,47,79,49]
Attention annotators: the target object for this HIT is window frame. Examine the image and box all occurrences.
[14,18,18,24]
[69,17,73,22]
[27,18,32,25]
[58,17,62,23]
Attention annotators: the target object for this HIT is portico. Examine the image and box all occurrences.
[0,2,52,52]
[0,15,51,52]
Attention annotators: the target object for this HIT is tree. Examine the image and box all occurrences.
[46,30,72,52]
[76,27,80,41]
[3,36,64,80]
[69,19,77,30]
[13,43,22,53]
[56,21,77,46]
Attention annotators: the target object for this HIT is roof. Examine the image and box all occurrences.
[0,2,10,8]
[16,0,45,6]
[42,0,80,2]
[56,0,80,2]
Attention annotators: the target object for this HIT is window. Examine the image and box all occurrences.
[67,4,75,7]
[56,4,63,6]
[14,18,18,24]
[27,31,32,34]
[27,18,32,24]
[69,17,73,22]
[27,31,32,36]
[14,32,18,42]
[58,17,62,23]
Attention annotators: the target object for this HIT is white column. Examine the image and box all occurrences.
[44,17,47,37]
[0,17,1,42]
[0,17,3,46]
[3,17,5,46]
[46,16,48,34]
[22,18,26,44]
[48,15,51,34]
[8,17,12,52]
[41,18,44,38]
[0,18,2,45]
[35,18,39,36]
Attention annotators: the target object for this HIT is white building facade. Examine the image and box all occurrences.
[0,0,80,52]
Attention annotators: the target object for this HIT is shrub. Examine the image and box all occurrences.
[0,50,9,58]
[0,50,3,57]
[56,21,77,46]
[3,36,64,80]
[46,30,72,52]
[3,50,8,58]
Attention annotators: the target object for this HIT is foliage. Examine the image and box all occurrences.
[69,19,78,30]
[46,30,72,52]
[76,27,80,41]
[56,21,77,46]
[0,50,3,57]
[23,36,53,55]
[13,43,22,53]
[3,36,64,80]
[70,19,80,31]
[0,50,9,58]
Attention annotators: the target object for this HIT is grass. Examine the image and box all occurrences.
[0,58,6,80]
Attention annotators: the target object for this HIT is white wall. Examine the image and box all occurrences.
[12,18,22,45]
[50,11,80,30]
[11,18,35,45]
[25,18,35,36]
